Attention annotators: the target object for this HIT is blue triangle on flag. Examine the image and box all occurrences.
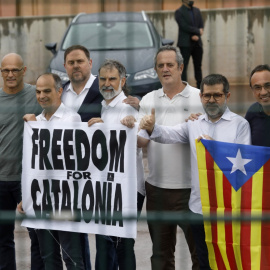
[201,140,270,191]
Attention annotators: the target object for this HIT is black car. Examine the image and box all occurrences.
[45,11,174,97]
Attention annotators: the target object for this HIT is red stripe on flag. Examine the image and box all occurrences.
[261,159,270,270]
[205,150,226,269]
[240,176,252,270]
[223,175,238,270]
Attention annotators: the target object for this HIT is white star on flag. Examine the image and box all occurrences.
[226,149,252,175]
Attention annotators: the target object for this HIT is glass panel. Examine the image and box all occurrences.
[62,22,153,50]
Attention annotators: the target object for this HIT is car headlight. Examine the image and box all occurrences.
[51,69,69,82]
[134,68,158,80]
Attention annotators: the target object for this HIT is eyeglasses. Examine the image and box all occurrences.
[1,67,24,76]
[251,83,270,92]
[201,93,224,101]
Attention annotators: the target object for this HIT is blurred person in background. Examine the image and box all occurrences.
[175,0,204,89]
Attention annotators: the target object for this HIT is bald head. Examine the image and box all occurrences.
[1,53,24,67]
[0,53,26,94]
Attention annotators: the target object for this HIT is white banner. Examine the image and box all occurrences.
[21,121,137,238]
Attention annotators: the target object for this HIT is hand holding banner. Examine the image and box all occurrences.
[22,121,137,238]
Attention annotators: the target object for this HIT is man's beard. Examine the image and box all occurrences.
[204,102,227,120]
[100,82,122,100]
[70,69,87,83]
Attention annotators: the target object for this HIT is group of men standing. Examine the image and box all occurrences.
[0,46,102,270]
[1,4,270,270]
[0,44,145,270]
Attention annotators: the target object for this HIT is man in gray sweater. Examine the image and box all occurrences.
[0,53,41,269]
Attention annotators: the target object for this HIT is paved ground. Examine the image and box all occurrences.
[14,154,193,270]
[15,209,193,270]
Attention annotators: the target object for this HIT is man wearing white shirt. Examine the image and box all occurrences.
[22,73,85,270]
[139,73,251,269]
[88,59,145,270]
[137,45,201,270]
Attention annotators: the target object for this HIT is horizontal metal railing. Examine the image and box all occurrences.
[2,210,270,223]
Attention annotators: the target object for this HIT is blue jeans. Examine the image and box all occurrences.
[0,181,21,270]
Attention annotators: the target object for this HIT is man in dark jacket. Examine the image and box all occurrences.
[175,0,204,88]
[62,45,103,122]
[245,64,270,146]
[62,45,104,270]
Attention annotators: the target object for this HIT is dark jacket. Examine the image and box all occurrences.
[175,4,204,48]
[245,102,270,147]
[63,76,103,122]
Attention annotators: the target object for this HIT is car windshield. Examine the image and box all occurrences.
[62,21,154,50]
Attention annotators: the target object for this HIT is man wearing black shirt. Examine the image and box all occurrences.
[245,65,270,146]
[175,0,204,89]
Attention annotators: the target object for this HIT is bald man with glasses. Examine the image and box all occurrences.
[0,53,42,270]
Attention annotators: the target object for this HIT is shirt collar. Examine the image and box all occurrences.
[40,103,65,121]
[66,74,95,95]
[158,82,192,98]
[101,91,125,108]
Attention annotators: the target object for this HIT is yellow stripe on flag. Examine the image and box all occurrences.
[250,167,263,270]
[196,141,217,269]
[231,186,243,270]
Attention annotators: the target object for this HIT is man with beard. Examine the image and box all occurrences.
[139,73,251,269]
[62,45,103,270]
[62,45,103,122]
[88,59,145,270]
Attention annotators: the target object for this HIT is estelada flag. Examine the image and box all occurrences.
[196,139,270,270]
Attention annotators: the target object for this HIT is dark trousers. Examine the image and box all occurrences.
[95,235,118,270]
[0,181,21,270]
[180,44,203,89]
[190,213,211,270]
[27,228,44,270]
[95,192,144,270]
[137,192,145,218]
[28,228,90,270]
[80,233,91,270]
[36,229,85,270]
[95,235,135,270]
[145,182,199,270]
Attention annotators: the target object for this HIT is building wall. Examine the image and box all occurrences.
[164,0,270,10]
[147,7,270,85]
[0,0,270,17]
[0,7,269,86]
